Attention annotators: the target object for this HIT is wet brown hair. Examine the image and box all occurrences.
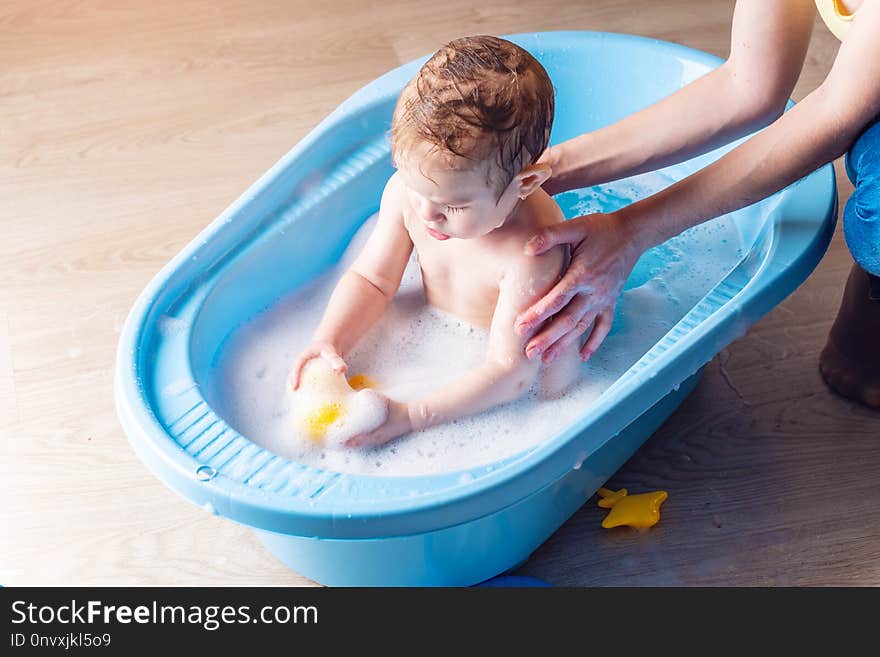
[391,35,555,197]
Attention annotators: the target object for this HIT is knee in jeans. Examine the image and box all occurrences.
[848,120,880,182]
[849,175,880,221]
[844,187,880,277]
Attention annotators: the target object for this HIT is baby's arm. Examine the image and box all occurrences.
[347,248,564,447]
[291,173,413,388]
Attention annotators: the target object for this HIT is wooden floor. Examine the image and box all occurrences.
[2,0,878,586]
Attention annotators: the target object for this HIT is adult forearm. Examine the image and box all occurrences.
[548,0,817,194]
[621,84,859,252]
[548,63,782,193]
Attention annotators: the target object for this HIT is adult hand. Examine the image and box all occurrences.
[515,212,645,364]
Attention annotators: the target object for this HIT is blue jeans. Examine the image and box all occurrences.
[844,116,880,284]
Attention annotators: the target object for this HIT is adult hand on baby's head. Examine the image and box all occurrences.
[346,396,412,449]
[289,342,347,391]
[515,212,644,364]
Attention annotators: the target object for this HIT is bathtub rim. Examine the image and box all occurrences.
[114,31,838,541]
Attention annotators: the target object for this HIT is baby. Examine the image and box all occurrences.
[290,35,579,447]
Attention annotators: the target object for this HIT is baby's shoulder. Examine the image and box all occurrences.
[503,191,565,253]
[494,194,566,291]
[377,172,410,227]
[501,190,564,243]
[381,170,406,205]
[529,188,566,229]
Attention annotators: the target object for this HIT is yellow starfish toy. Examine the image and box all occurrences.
[597,487,668,529]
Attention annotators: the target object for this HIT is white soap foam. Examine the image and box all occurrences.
[212,171,747,476]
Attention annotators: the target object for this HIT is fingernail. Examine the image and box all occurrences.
[517,322,531,336]
[526,347,539,360]
[542,349,557,364]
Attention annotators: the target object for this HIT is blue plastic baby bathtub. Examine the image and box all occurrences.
[115,32,836,586]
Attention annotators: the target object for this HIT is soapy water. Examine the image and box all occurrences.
[210,170,746,476]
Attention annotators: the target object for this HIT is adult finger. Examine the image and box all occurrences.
[580,309,614,361]
[521,293,591,360]
[542,311,597,365]
[516,273,583,336]
[524,217,589,255]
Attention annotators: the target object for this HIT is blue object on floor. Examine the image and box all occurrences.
[477,575,553,587]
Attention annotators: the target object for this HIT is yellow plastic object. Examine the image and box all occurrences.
[815,0,854,41]
[597,487,668,529]
[347,374,376,390]
[597,487,628,508]
[291,359,386,448]
[303,402,343,441]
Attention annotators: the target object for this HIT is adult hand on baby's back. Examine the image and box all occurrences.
[289,342,347,390]
[515,212,644,364]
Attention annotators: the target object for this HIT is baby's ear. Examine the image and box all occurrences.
[516,163,552,198]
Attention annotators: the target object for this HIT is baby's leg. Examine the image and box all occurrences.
[819,117,880,409]
[539,340,581,399]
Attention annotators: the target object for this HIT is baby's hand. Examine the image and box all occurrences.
[346,396,413,448]
[289,341,347,391]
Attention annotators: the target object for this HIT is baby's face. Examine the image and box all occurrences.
[396,143,521,241]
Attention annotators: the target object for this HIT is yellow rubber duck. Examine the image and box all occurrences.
[290,359,384,447]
